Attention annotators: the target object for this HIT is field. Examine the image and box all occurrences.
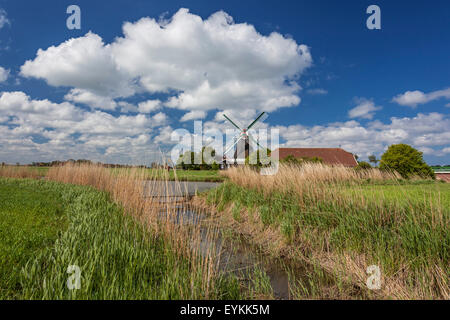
[1,163,448,300]
[200,164,449,299]
[141,168,223,182]
[0,166,223,182]
[0,177,240,299]
[0,180,67,299]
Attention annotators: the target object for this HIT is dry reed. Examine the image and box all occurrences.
[46,163,223,298]
[205,163,448,299]
[0,166,42,179]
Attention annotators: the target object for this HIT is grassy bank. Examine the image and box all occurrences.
[200,164,449,299]
[0,178,240,299]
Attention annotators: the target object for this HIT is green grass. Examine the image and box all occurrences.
[151,169,224,182]
[205,180,450,298]
[110,167,224,181]
[28,166,49,175]
[0,180,67,299]
[342,182,450,208]
[0,178,239,299]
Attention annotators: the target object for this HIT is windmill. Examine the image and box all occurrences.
[222,112,266,165]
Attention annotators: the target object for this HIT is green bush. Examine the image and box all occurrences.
[211,161,219,170]
[245,149,272,168]
[379,144,435,179]
[176,147,219,171]
[355,161,372,170]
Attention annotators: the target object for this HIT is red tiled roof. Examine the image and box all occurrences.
[273,148,358,167]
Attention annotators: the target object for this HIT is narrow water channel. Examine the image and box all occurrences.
[144,180,309,300]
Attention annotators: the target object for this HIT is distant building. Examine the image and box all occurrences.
[273,148,358,167]
[434,168,450,182]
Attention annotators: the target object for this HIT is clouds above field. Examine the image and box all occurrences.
[20,8,312,114]
[0,91,167,163]
[392,88,450,107]
[3,8,315,164]
[276,112,450,157]
[2,7,449,164]
[1,89,448,163]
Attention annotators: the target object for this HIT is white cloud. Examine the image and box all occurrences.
[0,91,169,164]
[0,9,10,29]
[307,88,328,95]
[151,112,167,125]
[276,112,450,159]
[64,88,117,110]
[0,66,9,82]
[153,125,175,144]
[348,98,382,119]
[392,88,450,107]
[138,99,161,113]
[20,32,135,98]
[1,91,449,163]
[180,110,206,122]
[0,91,83,123]
[117,101,138,113]
[20,9,312,114]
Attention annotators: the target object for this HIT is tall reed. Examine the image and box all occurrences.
[46,163,226,298]
[206,163,448,299]
[0,166,42,179]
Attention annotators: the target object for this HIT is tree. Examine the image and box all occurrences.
[211,161,219,170]
[368,155,379,166]
[199,147,216,170]
[176,148,218,170]
[177,151,196,170]
[379,144,435,179]
[355,161,372,170]
[245,149,272,168]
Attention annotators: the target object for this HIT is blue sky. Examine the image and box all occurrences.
[0,0,449,165]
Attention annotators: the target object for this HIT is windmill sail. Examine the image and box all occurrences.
[222,112,267,165]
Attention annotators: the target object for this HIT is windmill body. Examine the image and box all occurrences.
[222,112,266,167]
